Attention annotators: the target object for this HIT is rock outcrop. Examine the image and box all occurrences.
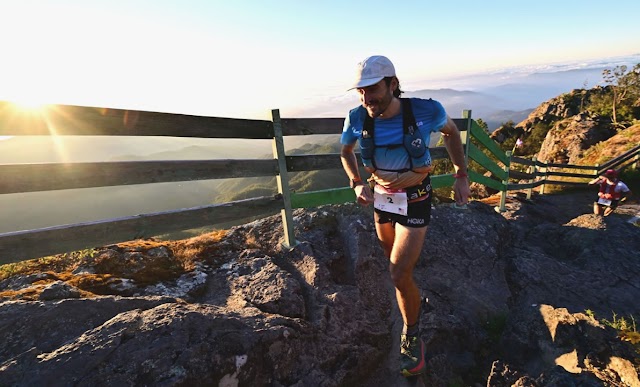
[490,88,586,144]
[489,87,624,165]
[536,113,616,164]
[1,192,639,386]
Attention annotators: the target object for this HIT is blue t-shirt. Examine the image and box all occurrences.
[340,98,447,171]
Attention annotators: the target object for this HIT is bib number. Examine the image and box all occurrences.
[597,198,612,206]
[374,186,408,215]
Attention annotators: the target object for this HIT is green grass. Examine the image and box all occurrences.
[585,309,640,350]
[0,248,97,281]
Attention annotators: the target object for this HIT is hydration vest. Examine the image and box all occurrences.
[598,180,622,200]
[359,98,428,172]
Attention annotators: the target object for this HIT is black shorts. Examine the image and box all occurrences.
[374,178,432,228]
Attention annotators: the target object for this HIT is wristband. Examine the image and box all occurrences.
[453,172,468,179]
[350,178,364,188]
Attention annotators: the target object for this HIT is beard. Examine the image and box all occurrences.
[364,89,394,118]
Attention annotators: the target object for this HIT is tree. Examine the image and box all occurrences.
[601,64,640,123]
[475,118,489,133]
[620,63,640,109]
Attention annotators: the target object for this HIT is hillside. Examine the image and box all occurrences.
[489,62,640,161]
[580,123,640,166]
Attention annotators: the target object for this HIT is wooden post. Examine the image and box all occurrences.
[462,110,472,170]
[539,160,547,195]
[498,151,511,212]
[271,109,297,249]
[527,156,536,200]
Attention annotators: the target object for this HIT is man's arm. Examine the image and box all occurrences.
[441,116,470,205]
[588,176,603,185]
[340,143,361,182]
[341,143,373,205]
[620,184,633,202]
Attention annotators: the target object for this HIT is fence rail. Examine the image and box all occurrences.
[0,102,637,265]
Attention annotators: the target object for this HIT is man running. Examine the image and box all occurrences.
[340,55,470,376]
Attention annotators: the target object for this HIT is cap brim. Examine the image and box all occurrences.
[347,76,384,91]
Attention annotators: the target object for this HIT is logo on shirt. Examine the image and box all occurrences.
[411,138,422,148]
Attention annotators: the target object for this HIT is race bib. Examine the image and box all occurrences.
[373,185,408,215]
[597,198,612,206]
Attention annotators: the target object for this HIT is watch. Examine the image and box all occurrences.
[350,178,364,188]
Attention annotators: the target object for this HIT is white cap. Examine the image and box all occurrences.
[348,55,396,90]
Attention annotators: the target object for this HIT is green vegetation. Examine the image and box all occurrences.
[620,168,640,195]
[602,64,640,124]
[484,312,508,344]
[0,248,97,281]
[521,122,550,155]
[586,64,640,126]
[475,118,489,132]
[585,310,640,356]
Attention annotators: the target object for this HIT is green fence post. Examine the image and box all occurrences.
[271,109,298,249]
[497,151,511,212]
[462,110,472,170]
[527,156,536,200]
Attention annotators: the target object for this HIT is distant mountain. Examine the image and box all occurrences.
[0,180,224,234]
[0,136,275,164]
[404,88,497,114]
[482,109,533,130]
[404,89,529,130]
[291,54,640,130]
[297,88,530,132]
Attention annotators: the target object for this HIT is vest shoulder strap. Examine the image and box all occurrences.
[401,98,417,135]
[362,98,416,138]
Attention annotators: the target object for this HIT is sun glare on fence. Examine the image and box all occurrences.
[9,100,49,114]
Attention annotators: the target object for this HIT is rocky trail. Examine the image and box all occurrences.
[1,189,639,386]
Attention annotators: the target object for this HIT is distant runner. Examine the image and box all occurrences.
[588,169,632,216]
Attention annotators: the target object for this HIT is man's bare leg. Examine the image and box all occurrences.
[388,224,428,327]
[376,222,427,326]
[377,222,429,376]
[594,203,603,215]
[376,221,395,259]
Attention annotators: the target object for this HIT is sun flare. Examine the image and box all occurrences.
[8,97,50,114]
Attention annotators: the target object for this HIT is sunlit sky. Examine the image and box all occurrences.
[1,0,639,120]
